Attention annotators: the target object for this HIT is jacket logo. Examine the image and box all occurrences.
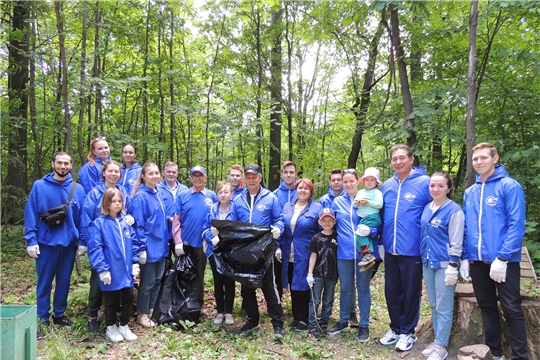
[256,204,267,211]
[128,178,136,185]
[431,218,442,228]
[204,198,214,206]
[404,192,416,202]
[486,196,498,207]
[124,230,131,238]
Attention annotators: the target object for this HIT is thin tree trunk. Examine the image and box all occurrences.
[77,3,88,164]
[29,7,41,179]
[93,1,101,135]
[254,6,263,166]
[168,6,175,161]
[141,0,151,162]
[158,7,165,167]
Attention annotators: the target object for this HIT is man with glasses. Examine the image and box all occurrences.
[379,144,431,352]
[172,165,217,313]
[228,164,244,198]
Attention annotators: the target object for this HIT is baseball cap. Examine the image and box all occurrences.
[319,208,336,220]
[190,165,207,176]
[244,164,261,175]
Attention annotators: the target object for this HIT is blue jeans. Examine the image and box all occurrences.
[423,266,456,347]
[137,259,166,314]
[337,259,372,327]
[308,277,337,330]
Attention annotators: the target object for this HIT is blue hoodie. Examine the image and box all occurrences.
[120,162,142,195]
[463,164,525,263]
[24,173,86,249]
[78,157,110,194]
[88,213,139,291]
[81,181,131,246]
[156,181,179,241]
[381,166,431,256]
[273,180,297,210]
[129,184,168,263]
[202,201,233,257]
[318,186,346,208]
[231,186,284,232]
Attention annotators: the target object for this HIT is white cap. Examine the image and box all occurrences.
[360,167,381,185]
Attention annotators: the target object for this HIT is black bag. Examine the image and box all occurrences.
[211,219,275,289]
[39,181,77,228]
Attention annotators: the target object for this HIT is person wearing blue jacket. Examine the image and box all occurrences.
[228,164,245,198]
[460,143,529,360]
[202,181,236,326]
[80,160,133,333]
[328,169,379,342]
[420,172,464,360]
[318,168,345,209]
[24,152,86,336]
[129,162,169,328]
[280,179,322,332]
[379,144,431,352]
[120,144,142,195]
[88,188,139,342]
[78,136,111,194]
[229,164,285,339]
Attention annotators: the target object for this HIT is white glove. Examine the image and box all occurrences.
[270,226,281,239]
[459,260,471,281]
[275,248,282,262]
[444,266,459,286]
[77,245,87,256]
[306,274,314,288]
[211,226,219,237]
[100,271,112,285]
[26,245,40,258]
[490,258,508,283]
[211,236,219,246]
[139,250,147,264]
[175,243,185,257]
[124,214,135,226]
[132,263,140,278]
[355,224,370,237]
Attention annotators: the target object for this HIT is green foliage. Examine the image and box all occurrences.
[0,226,26,262]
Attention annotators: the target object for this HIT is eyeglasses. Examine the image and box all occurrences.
[343,169,357,174]
[92,136,106,143]
[191,174,205,179]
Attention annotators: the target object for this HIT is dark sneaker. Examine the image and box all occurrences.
[37,321,50,339]
[88,317,100,333]
[358,252,375,266]
[273,326,284,341]
[328,321,349,336]
[288,320,299,328]
[53,316,73,328]
[349,312,359,327]
[239,322,259,334]
[357,326,370,343]
[320,325,328,336]
[295,321,308,332]
[309,329,321,340]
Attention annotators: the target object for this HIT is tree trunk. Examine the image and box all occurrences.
[29,6,42,180]
[254,5,263,167]
[285,3,294,162]
[77,3,88,164]
[141,0,151,162]
[168,6,175,161]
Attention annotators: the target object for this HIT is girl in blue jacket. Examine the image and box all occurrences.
[78,136,111,194]
[88,188,139,342]
[129,162,168,328]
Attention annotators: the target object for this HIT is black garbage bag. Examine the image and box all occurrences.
[211,219,275,289]
[152,244,200,325]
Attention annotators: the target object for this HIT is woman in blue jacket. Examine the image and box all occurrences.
[129,162,168,328]
[280,179,322,332]
[202,181,236,325]
[420,172,464,360]
[88,188,139,342]
[78,136,111,194]
[120,144,142,195]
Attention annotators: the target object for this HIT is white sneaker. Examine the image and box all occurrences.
[213,313,224,325]
[118,325,138,341]
[224,313,234,325]
[395,333,417,352]
[422,341,437,356]
[106,325,124,342]
[379,329,400,345]
[427,345,448,360]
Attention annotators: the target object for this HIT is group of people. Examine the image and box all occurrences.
[23,139,529,359]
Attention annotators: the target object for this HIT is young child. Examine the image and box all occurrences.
[88,188,139,342]
[306,208,339,340]
[353,167,383,271]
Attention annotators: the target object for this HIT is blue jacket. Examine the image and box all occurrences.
[231,186,284,232]
[24,173,86,249]
[159,180,189,201]
[381,167,431,256]
[318,186,345,209]
[202,201,233,257]
[281,199,322,291]
[88,213,139,291]
[420,199,464,268]
[120,162,142,195]
[129,184,168,263]
[81,181,131,246]
[174,188,217,248]
[463,165,525,263]
[156,182,177,241]
[78,157,110,194]
[333,192,379,261]
[273,180,297,210]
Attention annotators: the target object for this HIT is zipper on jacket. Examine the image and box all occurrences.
[393,180,403,254]
[116,218,126,259]
[348,194,357,268]
[477,182,485,261]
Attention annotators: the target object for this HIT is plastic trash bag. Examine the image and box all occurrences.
[211,219,275,289]
[152,244,200,325]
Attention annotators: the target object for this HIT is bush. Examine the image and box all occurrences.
[0,225,26,262]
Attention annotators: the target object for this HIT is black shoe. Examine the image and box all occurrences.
[53,316,73,328]
[328,321,349,335]
[239,322,259,334]
[295,321,308,332]
[88,317,100,333]
[357,326,370,343]
[37,321,50,339]
[320,325,328,336]
[309,329,321,340]
[288,320,299,329]
[273,326,284,341]
[348,312,359,327]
